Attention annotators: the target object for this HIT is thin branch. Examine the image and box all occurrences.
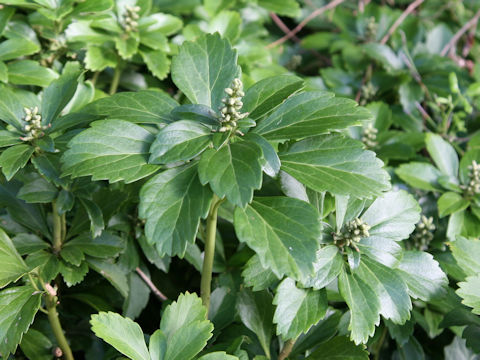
[441,9,480,56]
[266,0,345,49]
[278,339,296,360]
[380,0,424,45]
[270,13,301,43]
[135,267,168,301]
[269,12,331,65]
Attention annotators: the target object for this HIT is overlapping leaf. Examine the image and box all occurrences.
[254,91,372,140]
[234,197,320,280]
[139,163,212,256]
[279,134,390,198]
[62,119,159,183]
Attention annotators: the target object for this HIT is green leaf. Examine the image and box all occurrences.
[338,269,380,345]
[363,43,403,73]
[199,140,263,208]
[7,60,58,87]
[0,285,41,357]
[242,254,280,291]
[12,233,48,255]
[209,11,242,42]
[160,292,214,360]
[395,162,443,191]
[0,183,50,236]
[301,245,343,290]
[149,120,212,164]
[0,86,40,130]
[138,13,183,36]
[17,175,58,203]
[457,275,480,315]
[360,190,420,241]
[438,192,470,218]
[234,197,320,280]
[53,90,178,132]
[80,198,104,238]
[139,163,212,256]
[257,0,300,17]
[140,48,170,80]
[148,330,166,360]
[62,120,159,183]
[0,228,28,288]
[115,34,139,59]
[19,328,53,360]
[396,251,447,301]
[87,257,129,297]
[0,38,39,61]
[246,133,280,178]
[356,257,412,324]
[425,133,459,178]
[0,130,22,148]
[59,260,88,286]
[41,65,80,125]
[171,33,239,109]
[90,311,151,360]
[197,352,239,360]
[236,289,274,358]
[65,232,126,259]
[279,134,390,198]
[242,75,303,121]
[0,144,34,180]
[273,278,327,340]
[450,236,480,276]
[85,45,117,71]
[306,336,369,359]
[254,92,372,141]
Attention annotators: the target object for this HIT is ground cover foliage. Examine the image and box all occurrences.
[0,0,479,359]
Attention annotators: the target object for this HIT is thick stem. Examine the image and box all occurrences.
[109,63,122,95]
[61,213,67,244]
[278,339,296,360]
[200,195,222,315]
[52,201,62,254]
[46,294,74,360]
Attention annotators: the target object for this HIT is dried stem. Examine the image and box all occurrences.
[135,267,168,301]
[441,9,480,56]
[266,0,345,49]
[380,0,424,45]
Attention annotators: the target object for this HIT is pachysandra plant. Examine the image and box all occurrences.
[55,32,448,358]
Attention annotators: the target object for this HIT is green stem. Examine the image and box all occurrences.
[90,71,100,86]
[52,201,62,254]
[278,339,296,360]
[109,62,123,95]
[374,326,388,360]
[46,294,74,360]
[200,195,222,315]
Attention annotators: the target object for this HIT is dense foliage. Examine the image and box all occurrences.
[0,0,480,359]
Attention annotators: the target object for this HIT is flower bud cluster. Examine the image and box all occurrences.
[411,215,435,251]
[21,107,48,141]
[333,218,371,252]
[123,5,140,33]
[461,160,480,197]
[362,123,378,148]
[218,78,248,133]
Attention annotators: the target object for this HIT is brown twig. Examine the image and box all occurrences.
[270,13,301,43]
[380,0,424,45]
[266,0,345,49]
[278,339,296,360]
[269,12,331,65]
[441,9,480,56]
[355,0,424,103]
[135,267,168,301]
